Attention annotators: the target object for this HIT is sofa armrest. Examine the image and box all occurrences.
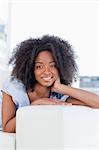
[16,105,99,150]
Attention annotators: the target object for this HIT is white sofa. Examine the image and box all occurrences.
[0,129,15,150]
[0,105,99,150]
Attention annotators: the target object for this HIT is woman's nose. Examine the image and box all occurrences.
[44,66,51,74]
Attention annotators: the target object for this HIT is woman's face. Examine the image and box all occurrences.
[34,51,59,87]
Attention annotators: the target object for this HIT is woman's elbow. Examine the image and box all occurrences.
[2,124,15,133]
[2,125,9,132]
[91,104,99,109]
[90,101,99,109]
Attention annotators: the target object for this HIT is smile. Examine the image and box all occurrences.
[42,77,53,81]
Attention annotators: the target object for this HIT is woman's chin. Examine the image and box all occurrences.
[44,83,53,87]
[41,81,54,87]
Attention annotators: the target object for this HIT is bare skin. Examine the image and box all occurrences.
[2,51,99,133]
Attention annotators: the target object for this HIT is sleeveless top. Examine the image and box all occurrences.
[0,78,69,128]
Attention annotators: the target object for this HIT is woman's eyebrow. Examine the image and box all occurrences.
[35,62,43,64]
[49,61,55,64]
[35,61,55,64]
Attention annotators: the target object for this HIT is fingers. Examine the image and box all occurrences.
[45,99,72,106]
[64,102,72,106]
[55,77,60,83]
[54,100,72,106]
[31,98,72,106]
[59,102,72,106]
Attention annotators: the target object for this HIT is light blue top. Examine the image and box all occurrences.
[0,78,69,128]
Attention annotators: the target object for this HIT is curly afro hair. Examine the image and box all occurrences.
[9,35,78,91]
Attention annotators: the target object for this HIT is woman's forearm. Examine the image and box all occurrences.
[3,117,16,133]
[31,98,62,105]
[31,98,72,105]
[61,85,99,108]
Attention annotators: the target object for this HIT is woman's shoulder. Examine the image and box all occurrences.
[2,77,25,91]
[2,77,30,107]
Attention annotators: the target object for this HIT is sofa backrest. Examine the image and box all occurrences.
[16,105,99,150]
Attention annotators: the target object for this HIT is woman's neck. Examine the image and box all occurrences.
[34,83,50,98]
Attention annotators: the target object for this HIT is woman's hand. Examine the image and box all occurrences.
[31,98,72,105]
[51,77,66,94]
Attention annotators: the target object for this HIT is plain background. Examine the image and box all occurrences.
[0,0,99,86]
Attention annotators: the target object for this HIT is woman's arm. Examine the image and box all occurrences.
[31,98,72,105]
[65,86,99,108]
[2,92,16,133]
[66,97,89,106]
[51,78,99,108]
[59,85,99,108]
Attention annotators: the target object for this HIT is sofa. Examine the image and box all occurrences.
[0,105,99,150]
[0,129,15,150]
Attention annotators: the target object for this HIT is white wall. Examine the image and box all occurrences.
[0,0,10,87]
[10,0,99,76]
[0,0,99,87]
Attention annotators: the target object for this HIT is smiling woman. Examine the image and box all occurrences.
[1,35,99,133]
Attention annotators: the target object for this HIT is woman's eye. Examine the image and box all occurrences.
[50,63,56,68]
[35,65,43,69]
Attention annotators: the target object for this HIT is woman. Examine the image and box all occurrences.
[1,35,99,133]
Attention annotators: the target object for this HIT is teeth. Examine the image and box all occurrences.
[42,77,52,80]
